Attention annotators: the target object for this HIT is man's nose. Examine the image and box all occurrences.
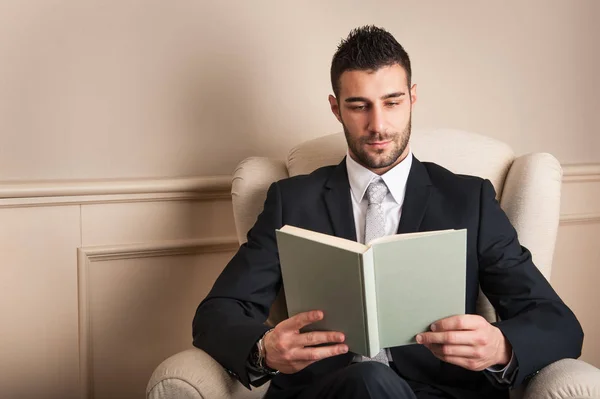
[367,106,385,133]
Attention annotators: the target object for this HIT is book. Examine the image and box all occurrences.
[275,225,467,357]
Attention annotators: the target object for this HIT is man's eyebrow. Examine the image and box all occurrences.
[381,91,405,100]
[344,92,406,103]
[344,96,370,103]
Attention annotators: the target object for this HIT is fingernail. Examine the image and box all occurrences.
[416,334,422,344]
[339,334,345,342]
[341,346,348,353]
[430,324,436,332]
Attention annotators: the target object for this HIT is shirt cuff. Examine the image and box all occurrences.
[485,350,518,385]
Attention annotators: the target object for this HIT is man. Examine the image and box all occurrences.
[192,26,583,399]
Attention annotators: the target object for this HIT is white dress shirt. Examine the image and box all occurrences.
[345,149,517,384]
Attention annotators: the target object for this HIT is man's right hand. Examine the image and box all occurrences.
[263,310,348,374]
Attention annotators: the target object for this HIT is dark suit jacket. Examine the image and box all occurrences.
[192,157,583,399]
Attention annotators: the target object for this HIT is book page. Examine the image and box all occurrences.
[367,229,456,247]
[279,225,367,253]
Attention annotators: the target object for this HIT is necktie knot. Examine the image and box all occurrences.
[366,177,388,205]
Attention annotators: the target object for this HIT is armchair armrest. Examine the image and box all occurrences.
[500,152,563,281]
[147,348,269,399]
[520,359,600,399]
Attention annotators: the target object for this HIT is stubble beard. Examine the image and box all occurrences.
[343,116,412,170]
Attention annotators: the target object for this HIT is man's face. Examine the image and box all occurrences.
[329,64,417,175]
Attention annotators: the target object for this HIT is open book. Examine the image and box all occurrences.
[275,225,466,357]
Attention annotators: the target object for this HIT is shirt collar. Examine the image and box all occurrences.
[345,148,413,205]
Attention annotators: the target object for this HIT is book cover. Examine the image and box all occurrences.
[275,226,466,357]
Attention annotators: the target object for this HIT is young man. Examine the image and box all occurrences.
[192,26,583,399]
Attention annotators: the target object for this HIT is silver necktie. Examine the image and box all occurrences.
[362,177,390,366]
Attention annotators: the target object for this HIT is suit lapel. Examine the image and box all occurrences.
[397,156,432,234]
[323,158,357,242]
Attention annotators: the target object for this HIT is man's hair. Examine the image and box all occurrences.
[330,25,411,97]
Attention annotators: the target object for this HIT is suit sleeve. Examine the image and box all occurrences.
[192,182,284,389]
[477,179,583,387]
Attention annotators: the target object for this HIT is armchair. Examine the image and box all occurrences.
[147,129,600,399]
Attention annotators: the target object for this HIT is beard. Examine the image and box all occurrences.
[343,115,411,170]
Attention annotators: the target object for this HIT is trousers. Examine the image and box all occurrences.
[295,362,452,399]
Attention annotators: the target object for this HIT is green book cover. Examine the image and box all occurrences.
[275,225,466,357]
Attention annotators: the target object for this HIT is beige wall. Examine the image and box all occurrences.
[1,1,599,398]
[0,0,599,181]
[0,189,239,399]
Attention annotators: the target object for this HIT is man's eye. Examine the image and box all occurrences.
[351,105,367,111]
[385,102,399,107]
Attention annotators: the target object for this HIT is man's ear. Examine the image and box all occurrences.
[410,84,418,106]
[328,95,343,123]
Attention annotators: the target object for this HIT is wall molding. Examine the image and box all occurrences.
[0,176,232,207]
[562,163,600,183]
[559,213,600,225]
[1,163,598,211]
[76,237,239,399]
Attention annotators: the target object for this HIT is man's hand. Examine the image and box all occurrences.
[416,314,512,371]
[263,310,348,374]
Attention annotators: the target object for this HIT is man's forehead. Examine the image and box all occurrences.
[338,65,408,99]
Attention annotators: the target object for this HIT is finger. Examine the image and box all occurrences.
[292,344,349,362]
[416,330,478,345]
[431,315,485,332]
[426,344,479,359]
[278,310,323,332]
[297,331,345,347]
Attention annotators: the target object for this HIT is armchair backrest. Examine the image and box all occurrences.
[231,129,562,326]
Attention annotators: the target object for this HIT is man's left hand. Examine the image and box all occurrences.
[416,314,512,371]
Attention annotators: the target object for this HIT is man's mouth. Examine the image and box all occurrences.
[366,140,391,148]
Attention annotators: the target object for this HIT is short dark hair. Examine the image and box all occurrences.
[330,25,412,97]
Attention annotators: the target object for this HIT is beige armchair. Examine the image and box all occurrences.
[147,129,600,399]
